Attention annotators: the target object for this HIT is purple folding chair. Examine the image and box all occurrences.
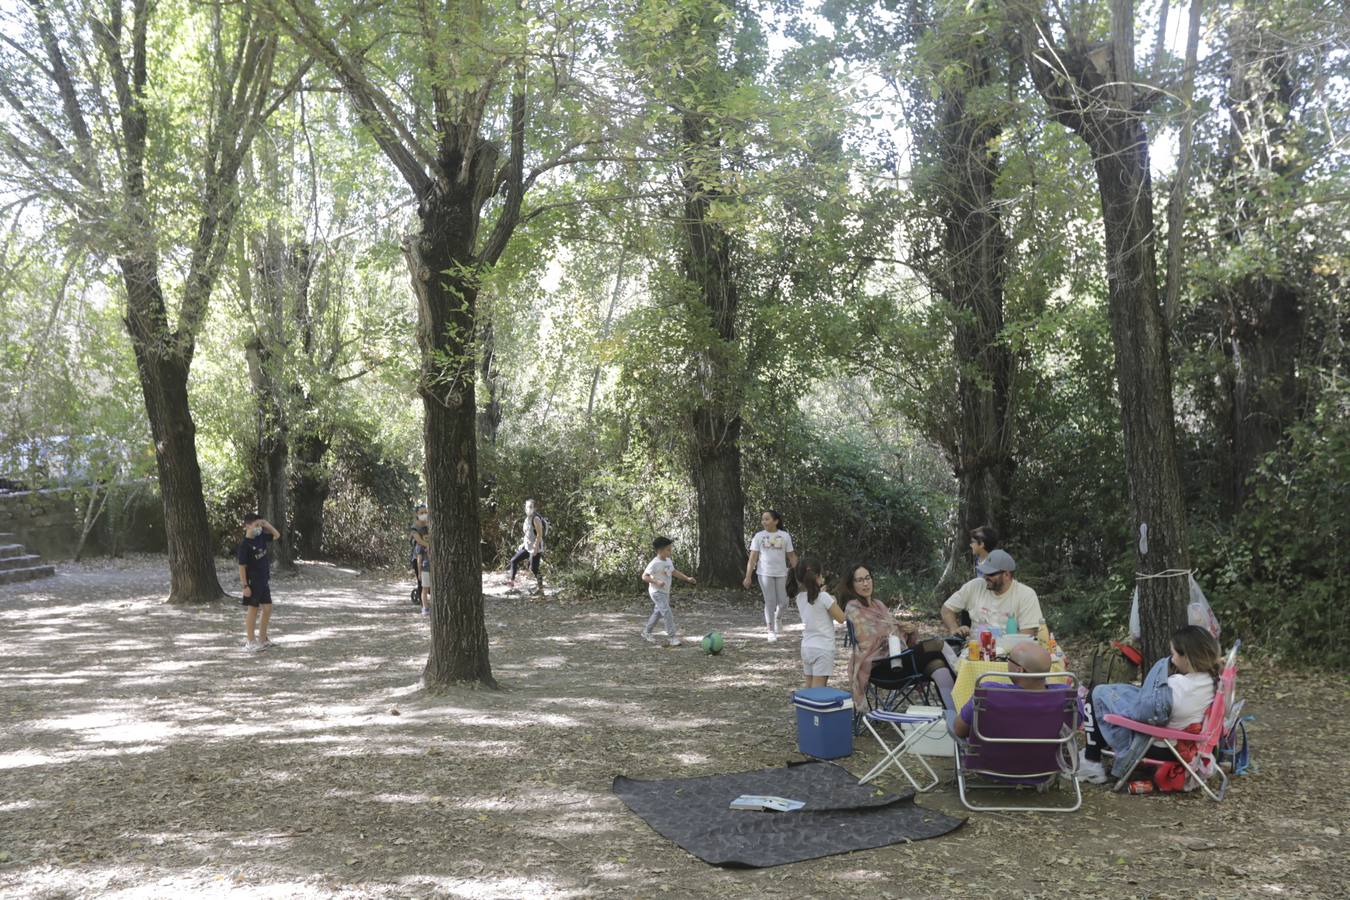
[954,672,1081,813]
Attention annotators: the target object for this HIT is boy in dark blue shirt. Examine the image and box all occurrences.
[237,513,281,652]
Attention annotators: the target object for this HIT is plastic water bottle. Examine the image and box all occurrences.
[1049,638,1066,667]
[1006,613,1018,635]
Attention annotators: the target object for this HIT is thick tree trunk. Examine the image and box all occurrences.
[1019,2,1190,663]
[243,230,311,572]
[121,258,225,603]
[246,372,293,571]
[290,430,329,558]
[682,106,748,586]
[245,334,293,571]
[1218,18,1305,507]
[693,410,749,585]
[1092,121,1191,663]
[1226,279,1303,504]
[407,190,495,690]
[941,69,1013,564]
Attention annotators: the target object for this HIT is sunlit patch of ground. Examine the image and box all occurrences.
[0,555,1344,898]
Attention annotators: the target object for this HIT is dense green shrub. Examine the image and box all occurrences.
[742,421,943,585]
[483,420,692,590]
[320,434,419,568]
[1201,385,1350,665]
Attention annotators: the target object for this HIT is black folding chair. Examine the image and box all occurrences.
[844,620,936,734]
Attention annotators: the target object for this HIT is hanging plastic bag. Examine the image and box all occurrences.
[1129,589,1141,641]
[1187,576,1221,639]
[1130,574,1220,641]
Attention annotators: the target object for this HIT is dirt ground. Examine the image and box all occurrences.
[1,557,1346,899]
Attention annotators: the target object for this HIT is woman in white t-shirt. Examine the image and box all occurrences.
[790,560,846,688]
[742,509,798,642]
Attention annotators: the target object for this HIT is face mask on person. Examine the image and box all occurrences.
[418,513,429,523]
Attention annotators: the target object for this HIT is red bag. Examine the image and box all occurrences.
[1152,723,1205,792]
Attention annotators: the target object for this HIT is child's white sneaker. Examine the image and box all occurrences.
[667,636,681,647]
[641,631,657,644]
[257,639,274,650]
[767,632,778,643]
[1077,751,1109,784]
[242,640,262,653]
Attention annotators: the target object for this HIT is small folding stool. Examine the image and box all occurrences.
[857,708,945,792]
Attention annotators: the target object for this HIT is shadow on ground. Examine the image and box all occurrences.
[0,557,1343,898]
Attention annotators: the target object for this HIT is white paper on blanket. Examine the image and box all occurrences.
[729,795,806,812]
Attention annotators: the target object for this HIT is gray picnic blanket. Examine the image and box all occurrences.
[612,760,965,868]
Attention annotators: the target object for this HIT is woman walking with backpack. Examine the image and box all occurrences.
[508,498,547,593]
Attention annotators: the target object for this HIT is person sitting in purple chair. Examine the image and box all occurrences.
[952,642,1054,739]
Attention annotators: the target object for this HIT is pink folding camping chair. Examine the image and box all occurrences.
[1101,641,1241,800]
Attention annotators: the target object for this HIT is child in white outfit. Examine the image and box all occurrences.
[790,559,846,687]
[642,537,696,647]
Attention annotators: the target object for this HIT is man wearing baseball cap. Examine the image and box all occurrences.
[940,548,1044,637]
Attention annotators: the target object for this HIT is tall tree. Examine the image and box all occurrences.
[825,0,1018,588]
[676,7,750,588]
[1214,2,1308,507]
[0,0,303,602]
[1010,0,1190,662]
[907,2,1016,583]
[261,0,602,687]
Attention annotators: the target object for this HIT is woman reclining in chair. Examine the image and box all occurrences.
[1078,625,1221,785]
[839,563,957,712]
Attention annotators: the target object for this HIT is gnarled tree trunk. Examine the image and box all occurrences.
[1019,0,1191,662]
[122,258,225,603]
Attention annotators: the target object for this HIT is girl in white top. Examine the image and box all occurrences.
[1162,625,1221,737]
[790,559,845,688]
[742,509,798,642]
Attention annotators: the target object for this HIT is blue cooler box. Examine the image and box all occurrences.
[792,687,854,759]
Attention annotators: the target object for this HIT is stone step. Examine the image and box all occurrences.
[0,564,56,585]
[0,543,23,559]
[0,554,41,571]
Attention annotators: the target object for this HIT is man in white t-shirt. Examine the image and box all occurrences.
[940,549,1043,637]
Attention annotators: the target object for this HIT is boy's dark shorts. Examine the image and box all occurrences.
[241,586,273,607]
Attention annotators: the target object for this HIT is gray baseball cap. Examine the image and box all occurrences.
[976,549,1016,575]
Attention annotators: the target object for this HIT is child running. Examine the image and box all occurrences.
[743,509,797,642]
[641,536,696,647]
[790,559,845,688]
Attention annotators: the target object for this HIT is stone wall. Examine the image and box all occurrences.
[0,482,166,560]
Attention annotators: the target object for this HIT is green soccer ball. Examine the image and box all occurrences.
[700,631,725,655]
